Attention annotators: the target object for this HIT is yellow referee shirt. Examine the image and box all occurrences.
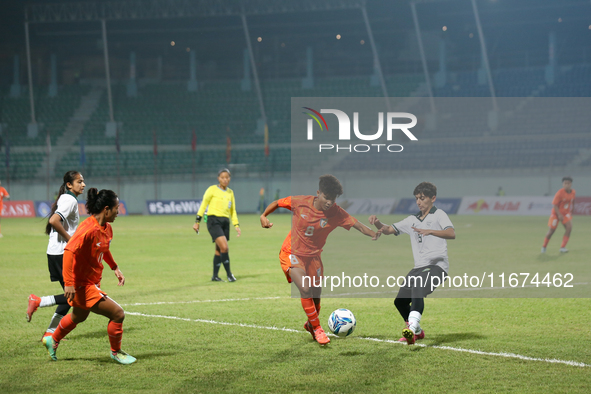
[197,185,239,226]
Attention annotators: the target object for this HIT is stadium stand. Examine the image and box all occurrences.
[2,67,591,181]
[1,85,89,146]
[0,85,90,180]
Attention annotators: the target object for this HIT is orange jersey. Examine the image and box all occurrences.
[552,188,576,216]
[278,196,357,257]
[63,216,117,287]
[0,186,8,212]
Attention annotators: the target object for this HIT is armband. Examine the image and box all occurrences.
[195,215,202,223]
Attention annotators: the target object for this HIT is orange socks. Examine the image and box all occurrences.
[52,314,77,343]
[561,236,569,248]
[51,315,123,353]
[108,321,123,353]
[301,298,320,329]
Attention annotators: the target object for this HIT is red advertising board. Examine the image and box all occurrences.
[1,201,36,218]
[574,197,591,216]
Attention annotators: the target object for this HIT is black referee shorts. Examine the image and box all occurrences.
[206,215,230,243]
[397,265,447,299]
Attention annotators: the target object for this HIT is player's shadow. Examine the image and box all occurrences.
[338,350,365,356]
[427,332,486,346]
[71,351,174,364]
[134,284,199,297]
[214,273,263,281]
[536,254,560,263]
[75,326,138,340]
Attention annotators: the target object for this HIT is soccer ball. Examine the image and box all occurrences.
[328,308,356,337]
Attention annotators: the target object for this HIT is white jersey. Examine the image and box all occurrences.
[392,206,454,273]
[46,193,80,255]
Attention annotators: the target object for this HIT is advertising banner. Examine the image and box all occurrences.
[394,198,462,215]
[574,197,591,216]
[35,200,129,218]
[1,201,36,218]
[338,198,396,215]
[146,199,202,215]
[458,196,553,216]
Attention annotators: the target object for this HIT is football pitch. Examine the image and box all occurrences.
[1,214,590,393]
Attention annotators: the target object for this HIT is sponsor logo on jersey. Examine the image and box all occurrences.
[320,218,328,228]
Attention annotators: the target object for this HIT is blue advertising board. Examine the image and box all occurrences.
[146,199,202,215]
[35,200,129,217]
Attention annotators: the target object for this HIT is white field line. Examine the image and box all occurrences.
[120,296,283,306]
[358,337,591,368]
[125,311,591,368]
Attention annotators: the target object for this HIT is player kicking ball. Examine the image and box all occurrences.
[260,175,378,346]
[369,182,455,345]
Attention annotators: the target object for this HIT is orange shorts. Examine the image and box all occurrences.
[279,249,324,284]
[548,212,572,229]
[68,284,107,310]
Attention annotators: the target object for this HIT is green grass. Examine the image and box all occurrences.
[1,214,590,393]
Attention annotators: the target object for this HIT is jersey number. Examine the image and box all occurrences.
[304,226,314,237]
[289,254,300,265]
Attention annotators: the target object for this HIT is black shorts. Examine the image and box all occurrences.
[47,254,64,283]
[396,265,447,299]
[206,215,230,243]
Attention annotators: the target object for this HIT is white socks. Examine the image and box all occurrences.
[46,313,64,334]
[409,311,422,335]
[39,296,56,308]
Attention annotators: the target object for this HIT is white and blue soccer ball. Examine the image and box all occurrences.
[328,308,356,337]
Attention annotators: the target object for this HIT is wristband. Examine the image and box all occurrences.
[195,215,202,223]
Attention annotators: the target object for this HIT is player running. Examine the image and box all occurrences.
[260,175,378,346]
[542,177,575,254]
[26,171,85,341]
[42,188,135,364]
[369,182,455,345]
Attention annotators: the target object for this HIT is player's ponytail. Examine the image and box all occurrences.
[45,170,81,235]
[86,188,118,215]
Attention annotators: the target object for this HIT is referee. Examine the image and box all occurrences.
[193,169,241,282]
